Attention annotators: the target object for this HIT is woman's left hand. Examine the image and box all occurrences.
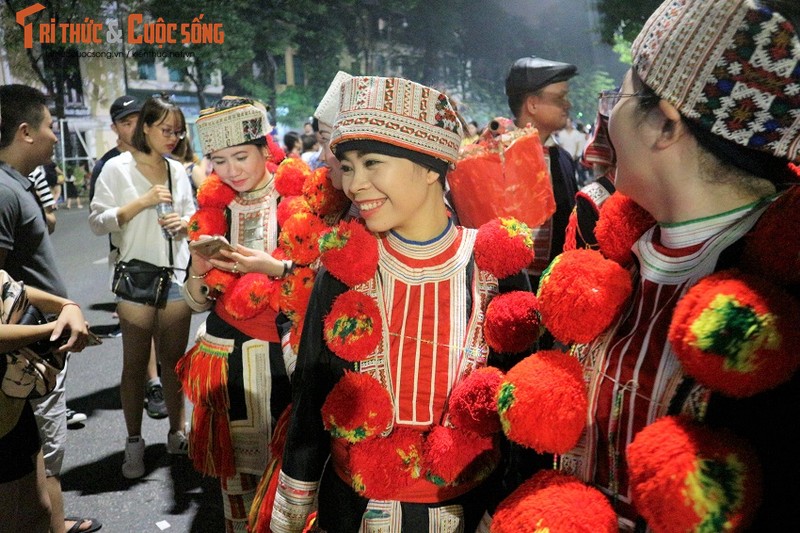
[52,304,89,353]
[209,245,285,277]
[159,212,185,237]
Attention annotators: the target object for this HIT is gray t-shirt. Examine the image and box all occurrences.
[0,161,67,297]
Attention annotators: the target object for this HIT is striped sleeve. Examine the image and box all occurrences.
[28,166,55,209]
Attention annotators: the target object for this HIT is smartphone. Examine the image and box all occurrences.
[86,331,103,347]
[189,235,236,260]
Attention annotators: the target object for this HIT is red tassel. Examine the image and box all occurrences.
[563,209,578,251]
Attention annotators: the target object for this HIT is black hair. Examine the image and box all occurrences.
[301,133,317,152]
[284,131,300,152]
[311,117,319,133]
[131,96,186,155]
[0,84,49,150]
[335,139,449,188]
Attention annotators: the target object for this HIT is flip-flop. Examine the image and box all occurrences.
[65,517,103,533]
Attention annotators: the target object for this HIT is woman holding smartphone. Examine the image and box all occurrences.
[89,95,195,479]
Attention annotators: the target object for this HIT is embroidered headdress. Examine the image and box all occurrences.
[330,76,463,167]
[314,71,353,127]
[196,96,270,156]
[632,0,800,160]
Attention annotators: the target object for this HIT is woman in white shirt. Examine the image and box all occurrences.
[89,95,195,479]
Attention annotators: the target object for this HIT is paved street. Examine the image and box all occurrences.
[52,207,225,532]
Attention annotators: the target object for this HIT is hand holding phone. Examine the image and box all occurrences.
[189,235,236,261]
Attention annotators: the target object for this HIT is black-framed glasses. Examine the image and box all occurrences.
[598,88,645,115]
[159,127,186,140]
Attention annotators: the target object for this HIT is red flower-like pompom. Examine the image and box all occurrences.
[474,217,535,278]
[303,166,350,217]
[274,158,311,197]
[276,196,311,227]
[279,266,315,325]
[196,173,237,209]
[188,208,228,241]
[449,367,505,435]
[348,427,424,500]
[595,193,655,266]
[627,416,762,533]
[205,268,237,293]
[324,290,382,362]
[669,270,800,397]
[319,220,379,287]
[278,212,328,266]
[537,249,632,345]
[497,350,587,454]
[321,372,393,443]
[492,470,617,533]
[484,291,540,353]
[423,426,499,486]
[741,186,800,286]
[222,273,277,320]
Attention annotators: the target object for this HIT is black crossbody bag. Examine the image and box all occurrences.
[112,161,174,308]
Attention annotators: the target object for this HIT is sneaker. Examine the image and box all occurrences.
[65,408,87,427]
[122,436,145,479]
[144,382,168,419]
[167,430,189,455]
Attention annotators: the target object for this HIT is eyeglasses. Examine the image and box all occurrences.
[536,90,571,108]
[598,89,645,115]
[159,127,186,140]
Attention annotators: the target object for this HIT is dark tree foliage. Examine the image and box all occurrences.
[594,0,662,44]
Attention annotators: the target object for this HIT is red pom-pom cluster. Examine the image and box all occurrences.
[274,158,311,197]
[321,372,393,443]
[188,209,228,241]
[279,266,315,325]
[497,350,587,454]
[319,220,379,287]
[741,186,800,286]
[276,196,310,227]
[449,367,505,435]
[596,193,655,266]
[492,470,617,533]
[669,270,800,397]
[205,268,237,293]
[484,291,540,353]
[348,427,423,499]
[278,212,328,266]
[627,416,762,533]
[422,426,499,486]
[474,217,535,278]
[538,249,632,345]
[196,173,237,209]
[324,290,382,362]
[222,273,278,320]
[303,166,350,217]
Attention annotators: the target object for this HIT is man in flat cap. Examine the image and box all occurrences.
[505,56,580,286]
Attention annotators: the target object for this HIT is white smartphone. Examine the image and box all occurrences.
[189,235,236,260]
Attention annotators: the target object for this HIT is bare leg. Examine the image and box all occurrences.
[154,299,192,433]
[117,301,157,436]
[147,340,159,381]
[46,474,65,533]
[0,451,50,533]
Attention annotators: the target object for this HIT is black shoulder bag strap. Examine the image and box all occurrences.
[165,160,174,269]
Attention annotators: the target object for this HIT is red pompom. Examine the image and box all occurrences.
[449,367,505,435]
[474,217,535,278]
[596,193,655,266]
[278,212,328,266]
[484,291,540,353]
[303,166,350,217]
[423,426,499,486]
[348,427,424,499]
[492,470,617,533]
[537,249,632,345]
[627,416,762,533]
[276,196,311,227]
[265,133,286,165]
[279,266,315,325]
[222,273,277,320]
[188,208,228,241]
[324,290,382,362]
[669,270,800,397]
[196,173,237,209]
[274,158,311,197]
[319,220,379,287]
[321,372,393,443]
[205,268,237,293]
[741,186,800,285]
[497,350,587,454]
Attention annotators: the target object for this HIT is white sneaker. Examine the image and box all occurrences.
[122,436,145,478]
[167,430,189,455]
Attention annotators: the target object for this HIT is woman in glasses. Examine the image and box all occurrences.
[89,95,195,478]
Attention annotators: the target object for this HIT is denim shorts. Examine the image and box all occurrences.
[115,280,184,306]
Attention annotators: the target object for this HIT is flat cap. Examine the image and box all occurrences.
[505,56,578,96]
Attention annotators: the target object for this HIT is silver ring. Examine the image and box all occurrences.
[232,262,239,274]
